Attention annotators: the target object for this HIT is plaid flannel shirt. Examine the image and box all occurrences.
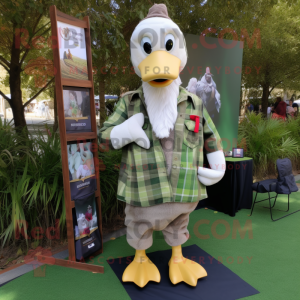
[98,86,222,207]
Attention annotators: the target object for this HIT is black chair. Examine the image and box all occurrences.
[250,158,300,221]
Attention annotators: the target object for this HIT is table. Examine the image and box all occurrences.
[198,157,253,217]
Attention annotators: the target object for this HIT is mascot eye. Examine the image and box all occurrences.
[165,34,175,51]
[141,37,152,54]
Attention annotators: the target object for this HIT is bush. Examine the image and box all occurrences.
[1,113,299,247]
[238,113,300,178]
[0,120,65,247]
[0,119,122,247]
[98,149,123,222]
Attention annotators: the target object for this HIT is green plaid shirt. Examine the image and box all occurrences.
[98,86,222,207]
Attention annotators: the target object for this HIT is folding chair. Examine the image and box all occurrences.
[250,158,300,221]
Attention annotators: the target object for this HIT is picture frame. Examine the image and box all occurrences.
[63,87,91,133]
[57,21,88,80]
[68,141,97,200]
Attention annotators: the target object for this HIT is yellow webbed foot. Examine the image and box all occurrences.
[169,245,207,286]
[122,250,161,288]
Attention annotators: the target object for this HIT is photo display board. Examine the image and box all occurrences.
[57,21,88,80]
[63,87,92,133]
[50,6,103,273]
[74,194,102,261]
[68,141,97,199]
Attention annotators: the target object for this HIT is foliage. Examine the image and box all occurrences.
[0,0,89,129]
[238,113,300,178]
[1,110,300,247]
[0,119,122,247]
[98,149,123,222]
[0,119,65,247]
[242,1,300,114]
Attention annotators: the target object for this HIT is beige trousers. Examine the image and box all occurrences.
[124,201,198,250]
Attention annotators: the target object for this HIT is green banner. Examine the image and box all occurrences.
[181,34,243,150]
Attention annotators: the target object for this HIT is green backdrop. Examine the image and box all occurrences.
[181,34,243,150]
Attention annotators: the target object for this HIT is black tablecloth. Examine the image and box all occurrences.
[197,157,253,217]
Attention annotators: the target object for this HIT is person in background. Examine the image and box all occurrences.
[45,104,50,120]
[272,97,281,112]
[286,100,295,118]
[267,105,272,118]
[272,97,287,121]
[254,104,259,114]
[292,101,299,117]
[247,102,254,113]
[40,102,45,118]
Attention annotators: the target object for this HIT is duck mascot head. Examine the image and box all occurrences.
[99,3,226,288]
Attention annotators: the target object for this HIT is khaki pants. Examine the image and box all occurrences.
[125,201,198,250]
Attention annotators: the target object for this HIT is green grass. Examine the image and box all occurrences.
[64,56,88,69]
[1,192,299,300]
[60,57,88,80]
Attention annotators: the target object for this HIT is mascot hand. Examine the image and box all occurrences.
[111,113,150,149]
[197,150,225,186]
[198,168,224,186]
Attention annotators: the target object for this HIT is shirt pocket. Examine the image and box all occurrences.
[183,119,202,149]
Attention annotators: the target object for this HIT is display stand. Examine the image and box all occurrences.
[37,5,103,273]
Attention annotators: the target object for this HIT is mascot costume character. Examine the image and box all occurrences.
[99,4,225,288]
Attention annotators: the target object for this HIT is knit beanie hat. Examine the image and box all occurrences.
[143,3,171,20]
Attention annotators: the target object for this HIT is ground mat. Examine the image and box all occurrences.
[109,244,259,300]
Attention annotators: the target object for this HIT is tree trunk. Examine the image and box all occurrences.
[261,84,270,117]
[99,78,106,128]
[53,86,59,133]
[239,89,243,116]
[9,35,27,134]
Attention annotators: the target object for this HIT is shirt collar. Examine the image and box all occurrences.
[177,86,196,108]
[128,86,144,103]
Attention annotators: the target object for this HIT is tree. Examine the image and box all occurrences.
[87,0,150,127]
[242,1,300,116]
[87,0,127,128]
[95,0,282,119]
[0,0,88,133]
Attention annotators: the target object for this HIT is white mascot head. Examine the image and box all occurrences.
[130,4,188,138]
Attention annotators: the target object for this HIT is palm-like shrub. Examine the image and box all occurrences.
[0,121,65,247]
[238,113,300,178]
[98,149,123,222]
[0,119,122,248]
[2,112,298,247]
[285,116,300,170]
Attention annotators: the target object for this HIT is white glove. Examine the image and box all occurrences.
[110,113,150,149]
[198,150,225,186]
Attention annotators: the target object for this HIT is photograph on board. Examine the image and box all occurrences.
[74,194,102,260]
[63,87,91,132]
[68,142,95,181]
[57,21,88,80]
[186,67,221,125]
[74,195,98,240]
[68,141,97,200]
